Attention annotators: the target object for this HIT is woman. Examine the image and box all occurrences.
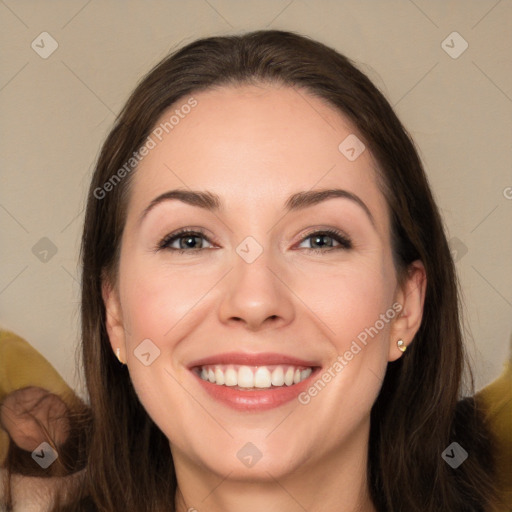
[1,29,501,511]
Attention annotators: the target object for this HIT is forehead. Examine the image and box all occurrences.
[126,84,389,235]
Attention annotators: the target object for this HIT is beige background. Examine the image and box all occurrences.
[0,0,511,400]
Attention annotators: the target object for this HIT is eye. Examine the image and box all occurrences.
[156,227,352,254]
[296,229,352,253]
[157,228,214,253]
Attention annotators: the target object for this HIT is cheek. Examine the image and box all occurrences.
[291,256,395,414]
[119,254,215,346]
[291,256,393,349]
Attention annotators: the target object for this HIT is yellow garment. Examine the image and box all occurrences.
[0,329,80,466]
[476,355,512,511]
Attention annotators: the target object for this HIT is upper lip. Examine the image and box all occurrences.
[188,352,321,369]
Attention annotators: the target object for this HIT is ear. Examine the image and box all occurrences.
[101,275,126,363]
[388,259,427,361]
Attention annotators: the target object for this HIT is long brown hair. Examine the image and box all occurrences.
[3,29,501,511]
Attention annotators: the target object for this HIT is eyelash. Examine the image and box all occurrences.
[156,227,352,254]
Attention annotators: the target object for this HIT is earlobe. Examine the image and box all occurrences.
[101,278,126,362]
[388,260,427,361]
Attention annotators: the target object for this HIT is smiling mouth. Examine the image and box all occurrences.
[193,364,315,390]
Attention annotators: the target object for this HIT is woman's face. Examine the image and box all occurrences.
[103,84,425,483]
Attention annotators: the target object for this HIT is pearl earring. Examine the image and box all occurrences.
[397,339,407,352]
[116,347,125,364]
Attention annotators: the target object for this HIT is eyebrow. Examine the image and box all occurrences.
[138,188,376,229]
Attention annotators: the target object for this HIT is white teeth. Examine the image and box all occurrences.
[271,366,284,386]
[224,366,237,386]
[197,364,314,388]
[284,367,294,386]
[214,367,225,385]
[254,367,271,388]
[301,368,312,381]
[238,366,254,388]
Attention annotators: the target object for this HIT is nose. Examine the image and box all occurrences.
[217,246,295,331]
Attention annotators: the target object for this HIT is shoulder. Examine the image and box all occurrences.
[0,466,87,512]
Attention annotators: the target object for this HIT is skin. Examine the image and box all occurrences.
[103,83,426,512]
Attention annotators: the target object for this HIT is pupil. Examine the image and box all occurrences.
[314,235,330,248]
[182,236,199,249]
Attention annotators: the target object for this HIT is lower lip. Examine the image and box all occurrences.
[191,369,320,411]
